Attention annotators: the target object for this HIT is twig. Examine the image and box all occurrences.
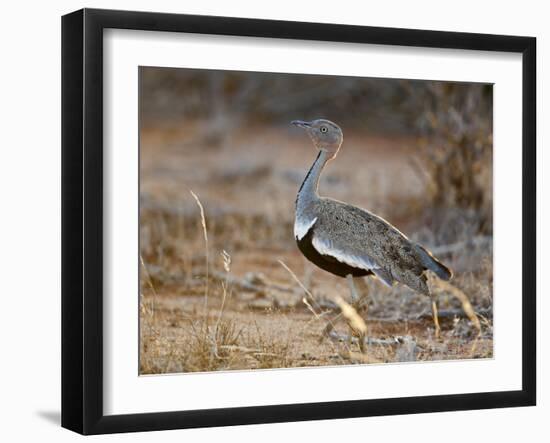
[430,236,493,256]
[328,332,411,347]
[209,270,295,294]
[412,307,492,322]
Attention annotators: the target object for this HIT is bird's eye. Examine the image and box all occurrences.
[320,126,328,133]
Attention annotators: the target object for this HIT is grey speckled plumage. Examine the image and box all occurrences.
[292,118,452,298]
[312,197,450,295]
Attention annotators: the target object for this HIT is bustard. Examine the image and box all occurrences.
[291,118,452,343]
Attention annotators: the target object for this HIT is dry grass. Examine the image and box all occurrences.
[139,122,493,375]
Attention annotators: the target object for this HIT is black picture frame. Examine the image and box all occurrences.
[61,8,536,435]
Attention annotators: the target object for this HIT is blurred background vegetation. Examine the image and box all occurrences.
[141,68,493,236]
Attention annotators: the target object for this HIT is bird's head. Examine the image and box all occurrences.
[291,119,343,158]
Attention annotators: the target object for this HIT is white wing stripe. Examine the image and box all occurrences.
[311,236,379,271]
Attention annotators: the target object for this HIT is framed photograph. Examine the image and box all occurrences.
[61,8,536,435]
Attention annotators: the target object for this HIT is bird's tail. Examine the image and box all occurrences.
[415,244,452,281]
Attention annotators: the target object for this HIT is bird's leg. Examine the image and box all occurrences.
[347,275,369,353]
[353,277,370,313]
[431,297,441,340]
[426,275,441,340]
[347,274,360,304]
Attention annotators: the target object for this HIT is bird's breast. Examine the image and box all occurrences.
[294,216,317,241]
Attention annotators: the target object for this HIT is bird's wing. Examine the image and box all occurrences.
[311,231,393,286]
[310,233,377,270]
[309,216,394,286]
[313,199,424,286]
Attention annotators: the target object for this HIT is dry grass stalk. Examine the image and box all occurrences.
[190,190,209,322]
[214,250,232,339]
[333,296,367,336]
[333,295,368,353]
[302,297,322,319]
[140,254,157,320]
[277,259,315,300]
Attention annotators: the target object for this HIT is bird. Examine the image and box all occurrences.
[291,118,452,345]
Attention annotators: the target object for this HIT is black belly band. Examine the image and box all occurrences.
[296,226,371,278]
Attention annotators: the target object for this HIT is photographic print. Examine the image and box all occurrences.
[139,67,493,375]
[62,10,535,433]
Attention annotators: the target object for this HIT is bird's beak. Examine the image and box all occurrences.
[291,120,311,129]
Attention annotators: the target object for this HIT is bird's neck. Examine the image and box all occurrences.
[296,149,330,214]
